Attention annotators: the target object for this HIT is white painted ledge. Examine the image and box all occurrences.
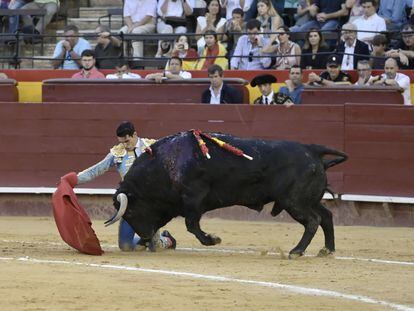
[341,194,414,204]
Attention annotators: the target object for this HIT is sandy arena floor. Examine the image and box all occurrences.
[0,216,413,311]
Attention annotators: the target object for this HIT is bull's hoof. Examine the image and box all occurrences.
[317,247,335,257]
[206,234,222,245]
[288,252,303,260]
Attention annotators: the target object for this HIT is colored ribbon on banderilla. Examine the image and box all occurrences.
[192,130,253,160]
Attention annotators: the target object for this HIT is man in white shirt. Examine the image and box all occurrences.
[106,60,142,79]
[120,0,157,59]
[374,58,411,105]
[156,0,194,34]
[230,19,271,70]
[352,0,386,44]
[145,56,192,82]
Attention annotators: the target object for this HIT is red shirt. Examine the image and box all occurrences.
[72,67,105,79]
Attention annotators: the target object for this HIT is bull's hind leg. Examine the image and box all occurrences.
[185,211,222,246]
[315,204,335,256]
[285,207,321,259]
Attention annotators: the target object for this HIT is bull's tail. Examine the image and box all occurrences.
[309,144,348,170]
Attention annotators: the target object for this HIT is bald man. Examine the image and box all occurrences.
[374,58,411,105]
[336,23,370,71]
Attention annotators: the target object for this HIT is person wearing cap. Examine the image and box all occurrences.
[73,121,177,251]
[251,74,294,106]
[307,54,351,86]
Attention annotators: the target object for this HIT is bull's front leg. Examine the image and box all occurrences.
[185,212,221,246]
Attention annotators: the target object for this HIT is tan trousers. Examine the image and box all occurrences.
[120,23,156,59]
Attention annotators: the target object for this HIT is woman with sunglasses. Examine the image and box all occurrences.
[262,26,301,70]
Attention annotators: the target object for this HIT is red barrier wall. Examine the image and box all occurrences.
[0,102,413,197]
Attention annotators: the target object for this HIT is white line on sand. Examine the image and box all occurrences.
[0,255,413,311]
[2,239,414,267]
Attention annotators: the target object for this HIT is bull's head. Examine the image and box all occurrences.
[106,190,160,242]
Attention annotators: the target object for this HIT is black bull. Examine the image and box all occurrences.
[110,131,347,257]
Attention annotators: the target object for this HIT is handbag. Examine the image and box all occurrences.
[164,16,187,28]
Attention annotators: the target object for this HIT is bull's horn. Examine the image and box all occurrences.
[104,193,128,227]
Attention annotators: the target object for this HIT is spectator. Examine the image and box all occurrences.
[195,0,226,55]
[94,25,122,69]
[291,0,313,29]
[386,23,414,69]
[195,30,228,70]
[245,0,285,21]
[0,0,10,33]
[346,0,364,23]
[155,40,174,58]
[301,27,331,69]
[221,0,247,20]
[250,74,293,106]
[378,0,412,33]
[169,34,198,70]
[262,25,301,70]
[155,0,194,58]
[256,0,283,42]
[336,22,370,70]
[51,24,91,69]
[201,64,242,104]
[21,0,59,34]
[279,65,305,104]
[230,19,271,70]
[373,57,411,105]
[145,56,192,83]
[290,0,348,33]
[355,59,374,85]
[222,8,245,58]
[156,0,193,34]
[5,0,30,39]
[71,50,105,79]
[120,0,157,60]
[353,0,386,44]
[106,59,142,79]
[370,33,388,69]
[307,54,351,85]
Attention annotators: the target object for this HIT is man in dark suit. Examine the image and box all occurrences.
[251,74,293,106]
[201,65,242,104]
[336,23,370,70]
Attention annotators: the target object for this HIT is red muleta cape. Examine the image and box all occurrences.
[52,172,103,255]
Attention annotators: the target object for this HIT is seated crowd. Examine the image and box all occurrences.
[1,0,413,105]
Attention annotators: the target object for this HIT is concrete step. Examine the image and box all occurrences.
[67,17,122,31]
[20,58,52,69]
[89,0,122,6]
[79,6,122,18]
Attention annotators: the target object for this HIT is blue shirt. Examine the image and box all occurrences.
[279,84,304,104]
[230,35,272,70]
[378,0,411,27]
[52,38,91,69]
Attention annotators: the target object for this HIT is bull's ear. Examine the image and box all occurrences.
[127,193,134,200]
